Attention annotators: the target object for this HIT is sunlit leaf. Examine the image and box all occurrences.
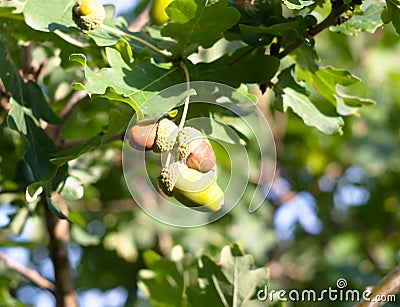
[57,176,84,201]
[162,0,241,56]
[330,2,385,35]
[282,0,314,10]
[281,88,344,135]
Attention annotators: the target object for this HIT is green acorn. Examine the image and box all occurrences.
[72,0,105,30]
[158,162,224,212]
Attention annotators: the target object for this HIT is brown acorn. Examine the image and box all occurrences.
[129,118,178,152]
[129,120,158,150]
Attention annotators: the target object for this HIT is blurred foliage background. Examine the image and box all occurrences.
[1,0,400,306]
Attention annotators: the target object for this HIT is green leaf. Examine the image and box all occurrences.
[103,108,134,139]
[0,42,60,180]
[50,107,132,167]
[0,43,61,125]
[26,182,43,203]
[138,244,270,306]
[57,176,84,201]
[330,2,385,35]
[281,88,344,135]
[162,0,241,56]
[239,15,317,48]
[192,47,280,88]
[384,0,400,35]
[293,46,374,112]
[23,0,75,32]
[282,0,314,10]
[70,50,184,118]
[7,99,56,180]
[140,88,197,120]
[138,246,197,306]
[9,207,30,236]
[50,135,103,167]
[114,38,133,64]
[274,65,308,111]
[71,225,101,246]
[198,243,269,306]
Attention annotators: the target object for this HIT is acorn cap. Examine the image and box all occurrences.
[154,118,179,152]
[72,0,105,30]
[177,126,216,172]
[176,127,203,160]
[158,163,178,196]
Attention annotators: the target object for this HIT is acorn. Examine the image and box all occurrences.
[177,127,216,173]
[72,0,105,30]
[129,120,158,151]
[149,0,174,26]
[158,162,224,212]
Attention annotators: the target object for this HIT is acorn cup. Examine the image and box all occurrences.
[176,127,216,173]
[72,0,105,30]
[158,162,224,212]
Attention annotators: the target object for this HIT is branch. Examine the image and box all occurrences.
[57,131,124,150]
[276,3,350,59]
[43,194,78,307]
[59,89,88,120]
[0,250,55,293]
[0,187,25,194]
[354,265,400,307]
[128,7,150,32]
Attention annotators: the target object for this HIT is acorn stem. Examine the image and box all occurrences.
[178,60,191,130]
[99,24,173,60]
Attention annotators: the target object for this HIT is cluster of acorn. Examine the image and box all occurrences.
[129,119,224,212]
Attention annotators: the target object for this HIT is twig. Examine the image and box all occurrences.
[178,60,190,129]
[0,250,56,293]
[228,46,257,67]
[43,194,78,307]
[276,3,350,59]
[354,265,400,307]
[45,88,88,146]
[162,61,191,168]
[59,89,87,120]
[19,45,46,83]
[57,131,124,150]
[0,187,26,194]
[128,7,150,32]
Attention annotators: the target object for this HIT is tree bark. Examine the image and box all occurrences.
[44,194,78,307]
[355,265,400,307]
